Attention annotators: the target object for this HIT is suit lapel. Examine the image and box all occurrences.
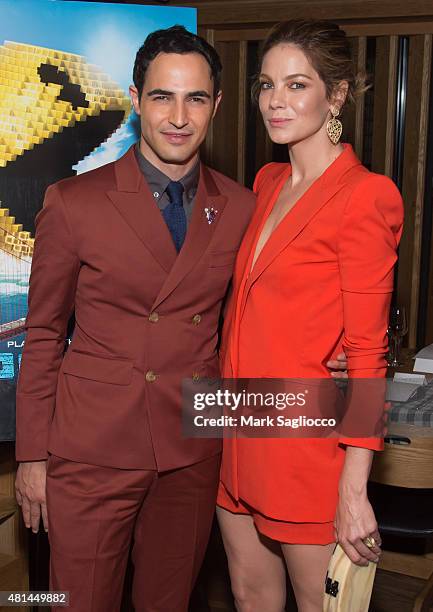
[152,164,228,309]
[106,147,177,274]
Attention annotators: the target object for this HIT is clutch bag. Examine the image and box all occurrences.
[323,543,377,612]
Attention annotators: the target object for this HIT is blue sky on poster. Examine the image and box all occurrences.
[0,0,197,171]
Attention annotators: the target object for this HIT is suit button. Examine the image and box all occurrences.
[192,372,200,382]
[148,312,159,323]
[145,370,157,382]
[192,314,201,325]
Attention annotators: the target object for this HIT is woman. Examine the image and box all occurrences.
[216,19,404,612]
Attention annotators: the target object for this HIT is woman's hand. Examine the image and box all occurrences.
[334,488,381,566]
[327,352,348,378]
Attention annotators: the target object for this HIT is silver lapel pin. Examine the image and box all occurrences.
[204,207,218,225]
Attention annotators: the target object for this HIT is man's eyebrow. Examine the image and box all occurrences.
[147,89,173,97]
[146,88,212,99]
[187,90,211,99]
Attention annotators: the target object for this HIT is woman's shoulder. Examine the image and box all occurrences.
[343,164,402,203]
[253,162,288,194]
[339,165,404,233]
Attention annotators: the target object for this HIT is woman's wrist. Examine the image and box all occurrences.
[338,478,368,499]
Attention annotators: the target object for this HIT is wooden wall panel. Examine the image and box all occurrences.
[371,36,398,176]
[203,39,248,182]
[426,216,433,344]
[344,37,367,156]
[397,35,432,347]
[176,0,433,27]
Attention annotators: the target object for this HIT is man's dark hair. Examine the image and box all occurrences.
[133,25,222,99]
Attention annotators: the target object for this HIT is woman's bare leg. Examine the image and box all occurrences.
[282,543,335,612]
[217,506,287,612]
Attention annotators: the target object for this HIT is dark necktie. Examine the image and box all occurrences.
[162,181,187,252]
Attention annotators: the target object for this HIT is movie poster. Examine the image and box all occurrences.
[0,0,197,438]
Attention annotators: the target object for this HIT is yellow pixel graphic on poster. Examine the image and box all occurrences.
[0,41,131,167]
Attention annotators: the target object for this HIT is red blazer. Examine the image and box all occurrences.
[220,144,404,523]
[16,146,255,470]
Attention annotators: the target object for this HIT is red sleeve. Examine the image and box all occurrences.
[16,183,80,461]
[336,174,404,450]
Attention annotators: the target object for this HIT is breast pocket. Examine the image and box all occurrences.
[206,250,238,297]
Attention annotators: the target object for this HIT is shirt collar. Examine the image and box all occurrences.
[134,142,200,201]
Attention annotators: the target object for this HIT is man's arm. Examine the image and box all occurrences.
[15,183,80,531]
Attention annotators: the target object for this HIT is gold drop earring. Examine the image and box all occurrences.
[326,106,343,145]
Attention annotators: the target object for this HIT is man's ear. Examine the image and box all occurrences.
[129,85,141,115]
[212,90,223,119]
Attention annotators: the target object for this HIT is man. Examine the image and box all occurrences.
[15,26,255,612]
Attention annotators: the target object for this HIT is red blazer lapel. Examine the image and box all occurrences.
[152,164,228,309]
[246,144,362,290]
[106,147,177,274]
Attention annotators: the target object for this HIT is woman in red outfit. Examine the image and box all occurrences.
[216,20,404,612]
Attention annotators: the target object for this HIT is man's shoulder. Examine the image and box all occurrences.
[53,158,118,200]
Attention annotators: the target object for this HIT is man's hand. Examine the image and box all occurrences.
[15,461,48,533]
[327,352,348,378]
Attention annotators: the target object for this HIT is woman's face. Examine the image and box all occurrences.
[258,43,332,145]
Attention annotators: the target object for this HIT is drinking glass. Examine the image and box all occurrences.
[387,306,408,367]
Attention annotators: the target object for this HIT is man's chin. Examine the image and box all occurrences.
[157,148,198,166]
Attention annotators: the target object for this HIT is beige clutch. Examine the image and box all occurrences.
[323,544,377,612]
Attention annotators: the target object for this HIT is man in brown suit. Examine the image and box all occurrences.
[14,26,255,611]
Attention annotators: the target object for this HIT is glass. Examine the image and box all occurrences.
[387,306,408,367]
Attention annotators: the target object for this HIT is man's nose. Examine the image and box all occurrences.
[169,101,189,129]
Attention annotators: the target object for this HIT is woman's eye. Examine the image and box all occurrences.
[289,82,305,90]
[259,81,272,90]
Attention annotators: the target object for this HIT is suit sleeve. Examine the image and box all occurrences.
[336,174,404,450]
[15,183,80,461]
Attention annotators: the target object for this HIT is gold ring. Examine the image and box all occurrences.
[363,536,376,549]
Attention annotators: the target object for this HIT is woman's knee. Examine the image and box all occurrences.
[231,575,285,612]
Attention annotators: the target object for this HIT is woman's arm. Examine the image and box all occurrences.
[337,173,403,449]
[335,173,404,563]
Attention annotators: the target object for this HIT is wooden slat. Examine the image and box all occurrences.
[426,214,433,345]
[410,34,432,346]
[0,495,16,521]
[355,37,367,159]
[368,36,397,176]
[251,40,273,177]
[175,0,433,26]
[370,435,433,488]
[379,550,433,580]
[237,41,248,184]
[385,36,398,177]
[372,38,395,174]
[209,40,251,181]
[212,22,433,42]
[201,28,216,168]
[397,34,432,348]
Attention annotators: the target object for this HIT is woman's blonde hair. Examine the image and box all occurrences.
[253,19,369,108]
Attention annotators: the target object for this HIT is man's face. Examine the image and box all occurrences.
[130,52,221,171]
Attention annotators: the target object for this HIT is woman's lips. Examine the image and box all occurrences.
[268,118,292,127]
